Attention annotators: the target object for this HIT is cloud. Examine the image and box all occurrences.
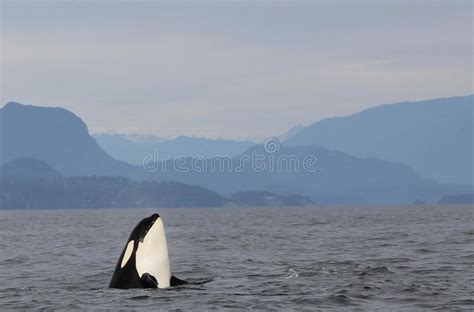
[1,2,472,138]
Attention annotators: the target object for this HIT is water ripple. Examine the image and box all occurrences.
[0,205,472,310]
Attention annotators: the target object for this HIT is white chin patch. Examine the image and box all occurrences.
[135,217,172,288]
[121,240,135,268]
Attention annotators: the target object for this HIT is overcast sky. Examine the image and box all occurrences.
[1,1,472,139]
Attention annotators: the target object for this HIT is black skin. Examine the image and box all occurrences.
[140,273,158,288]
[109,213,188,289]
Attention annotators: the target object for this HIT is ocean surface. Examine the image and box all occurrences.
[0,205,473,311]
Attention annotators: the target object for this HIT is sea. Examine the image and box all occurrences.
[0,205,473,311]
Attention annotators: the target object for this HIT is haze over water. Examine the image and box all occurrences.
[0,205,472,310]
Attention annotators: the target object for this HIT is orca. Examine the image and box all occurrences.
[109,213,188,289]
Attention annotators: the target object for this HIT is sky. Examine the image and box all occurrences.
[1,1,472,139]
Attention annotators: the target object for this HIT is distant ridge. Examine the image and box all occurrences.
[0,102,139,177]
[1,98,471,205]
[0,176,227,209]
[0,157,62,179]
[147,144,469,205]
[94,133,255,165]
[286,95,474,185]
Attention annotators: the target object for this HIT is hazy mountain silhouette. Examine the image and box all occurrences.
[0,157,62,179]
[1,100,470,205]
[157,136,255,158]
[286,95,474,185]
[147,145,469,204]
[93,133,160,166]
[279,124,304,141]
[0,176,227,209]
[94,133,255,165]
[0,102,138,177]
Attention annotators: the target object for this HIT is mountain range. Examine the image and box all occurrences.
[145,145,468,204]
[1,97,472,206]
[0,102,137,177]
[92,95,473,186]
[94,133,255,165]
[286,95,473,185]
[0,158,313,209]
[0,174,226,210]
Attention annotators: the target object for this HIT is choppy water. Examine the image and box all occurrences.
[0,205,473,311]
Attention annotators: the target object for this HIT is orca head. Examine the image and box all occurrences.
[129,213,160,243]
[119,213,160,270]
